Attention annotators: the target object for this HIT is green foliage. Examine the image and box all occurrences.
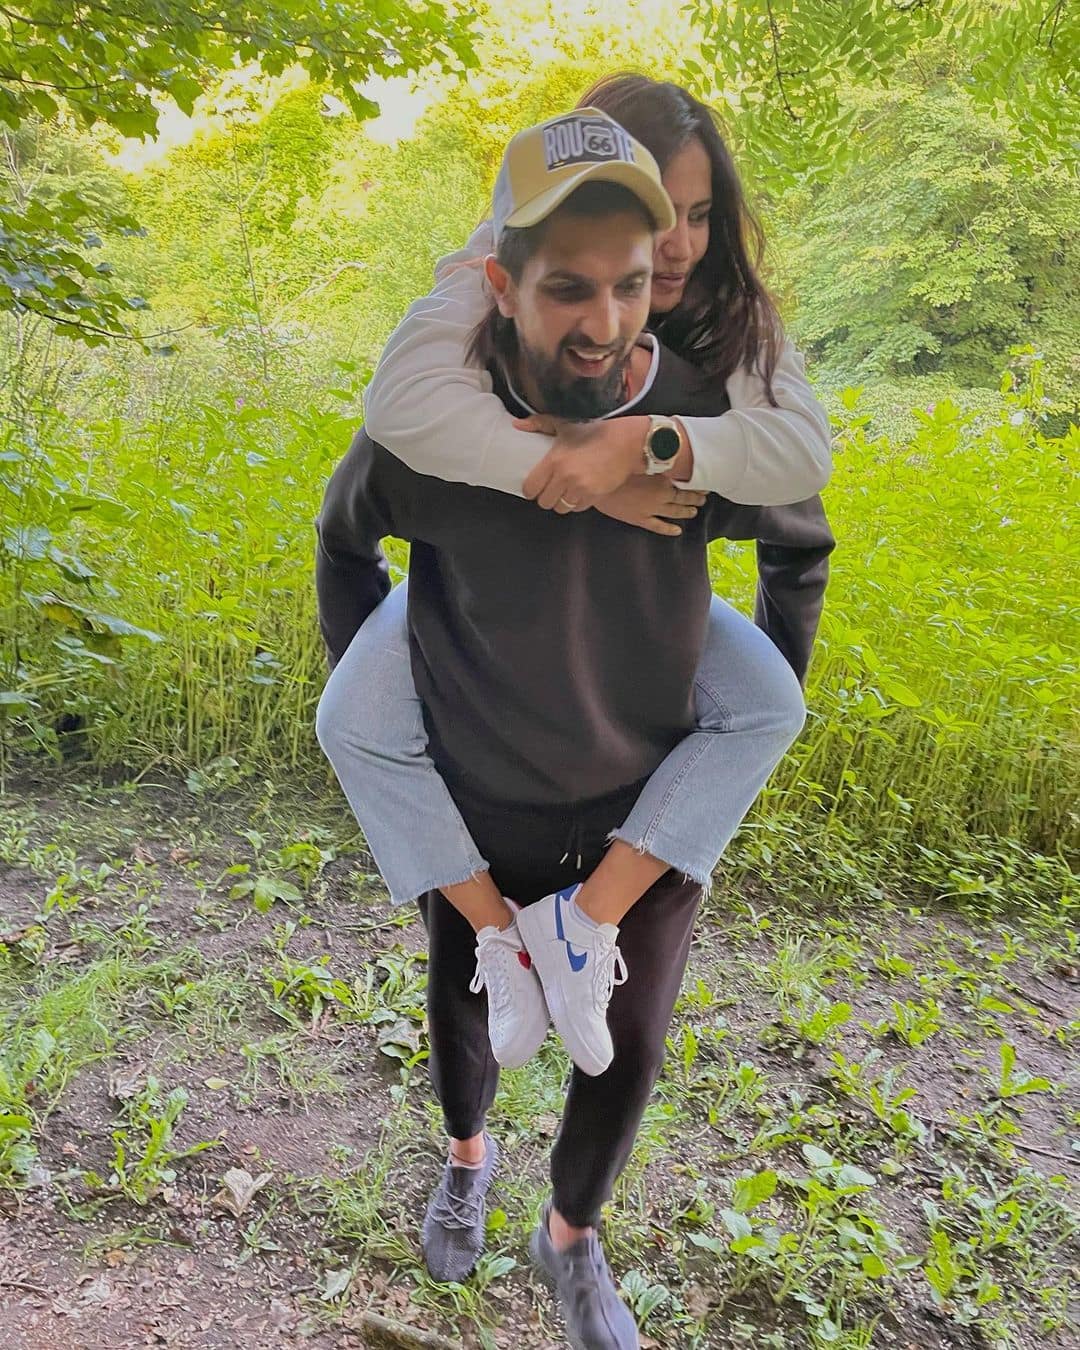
[771,79,1080,400]
[0,160,149,344]
[0,1,476,136]
[871,998,944,1048]
[687,0,1080,189]
[827,1052,926,1142]
[0,0,477,337]
[711,349,1078,874]
[109,1075,218,1204]
[693,1148,917,1345]
[266,953,355,1025]
[783,998,853,1047]
[993,1041,1054,1099]
[0,1110,34,1186]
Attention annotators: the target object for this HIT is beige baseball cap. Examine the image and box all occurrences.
[491,108,676,243]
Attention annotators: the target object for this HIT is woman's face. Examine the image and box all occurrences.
[650,135,712,314]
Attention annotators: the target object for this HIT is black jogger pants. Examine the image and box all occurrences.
[416,780,703,1229]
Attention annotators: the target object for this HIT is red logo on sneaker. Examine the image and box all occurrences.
[517,950,532,969]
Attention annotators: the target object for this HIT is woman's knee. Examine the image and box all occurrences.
[316,660,423,769]
[317,623,422,768]
[698,601,806,740]
[314,673,348,759]
[762,650,807,742]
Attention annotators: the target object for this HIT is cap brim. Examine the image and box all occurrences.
[502,161,676,235]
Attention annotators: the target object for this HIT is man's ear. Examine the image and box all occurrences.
[484,255,516,318]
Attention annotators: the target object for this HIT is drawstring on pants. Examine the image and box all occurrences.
[559,818,585,870]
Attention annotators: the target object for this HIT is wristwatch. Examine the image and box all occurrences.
[642,415,682,475]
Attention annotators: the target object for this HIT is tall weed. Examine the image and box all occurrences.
[1,340,1075,881]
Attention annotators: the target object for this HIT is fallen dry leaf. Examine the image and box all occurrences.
[683,1282,716,1319]
[108,1061,147,1101]
[267,1298,296,1330]
[79,1274,112,1306]
[320,1268,352,1302]
[376,1017,421,1058]
[211,1166,273,1217]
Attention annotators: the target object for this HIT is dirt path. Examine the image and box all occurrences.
[1,777,1077,1349]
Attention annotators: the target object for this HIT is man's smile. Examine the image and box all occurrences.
[564,345,619,378]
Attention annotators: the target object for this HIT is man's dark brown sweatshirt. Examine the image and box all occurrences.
[315,343,834,808]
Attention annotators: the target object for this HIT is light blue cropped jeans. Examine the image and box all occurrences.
[316,581,807,906]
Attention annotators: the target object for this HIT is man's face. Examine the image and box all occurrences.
[489,209,654,418]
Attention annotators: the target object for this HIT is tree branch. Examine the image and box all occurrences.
[1037,1,1068,47]
[765,0,800,122]
[0,70,113,95]
[11,303,198,344]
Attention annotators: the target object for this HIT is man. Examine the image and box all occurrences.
[316,111,832,1350]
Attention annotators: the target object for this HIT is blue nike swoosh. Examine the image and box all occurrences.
[554,890,588,973]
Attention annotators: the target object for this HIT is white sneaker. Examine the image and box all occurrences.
[515,885,628,1077]
[469,918,550,1069]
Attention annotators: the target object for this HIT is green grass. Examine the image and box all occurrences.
[0,784,1077,1347]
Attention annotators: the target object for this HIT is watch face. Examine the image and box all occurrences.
[650,425,681,461]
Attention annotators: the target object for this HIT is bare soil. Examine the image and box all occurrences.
[1,773,1076,1350]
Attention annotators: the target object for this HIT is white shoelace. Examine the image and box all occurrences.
[469,930,515,1018]
[592,934,628,1015]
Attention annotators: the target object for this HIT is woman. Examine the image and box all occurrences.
[318,76,830,1073]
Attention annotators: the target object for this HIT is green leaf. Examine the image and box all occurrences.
[733,1169,777,1214]
[835,1164,876,1189]
[802,1144,834,1172]
[25,592,161,643]
[879,676,923,708]
[719,1207,752,1241]
[250,877,303,911]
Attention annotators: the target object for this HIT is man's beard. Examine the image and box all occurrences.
[518,334,633,420]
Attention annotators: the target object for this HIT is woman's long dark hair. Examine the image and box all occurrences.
[577,74,783,404]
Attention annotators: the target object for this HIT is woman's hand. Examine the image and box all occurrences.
[594,477,707,537]
[518,415,649,511]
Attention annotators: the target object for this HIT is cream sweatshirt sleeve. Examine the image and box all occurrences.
[362,221,833,505]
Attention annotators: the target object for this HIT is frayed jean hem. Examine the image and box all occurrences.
[388,859,491,909]
[606,826,714,889]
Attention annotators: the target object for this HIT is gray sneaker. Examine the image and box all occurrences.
[421,1134,498,1282]
[530,1205,639,1349]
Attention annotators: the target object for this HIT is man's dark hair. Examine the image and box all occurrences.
[466,180,657,372]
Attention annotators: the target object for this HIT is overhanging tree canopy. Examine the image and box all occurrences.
[0,0,477,340]
[686,0,1079,187]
